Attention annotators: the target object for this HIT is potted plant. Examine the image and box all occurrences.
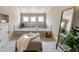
[65,26,79,52]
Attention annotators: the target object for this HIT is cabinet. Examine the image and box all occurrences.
[0,14,9,23]
[0,14,9,41]
[0,23,9,41]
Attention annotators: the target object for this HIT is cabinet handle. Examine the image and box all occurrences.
[7,31,10,33]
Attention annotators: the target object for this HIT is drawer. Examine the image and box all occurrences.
[0,30,8,40]
[0,24,9,40]
[0,25,8,32]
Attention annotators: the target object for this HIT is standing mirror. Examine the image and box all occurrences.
[56,7,75,51]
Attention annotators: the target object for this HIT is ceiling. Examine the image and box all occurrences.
[18,6,50,13]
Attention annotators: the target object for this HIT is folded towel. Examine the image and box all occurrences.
[16,32,40,52]
[17,35,31,52]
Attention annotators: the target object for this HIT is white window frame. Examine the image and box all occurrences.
[22,16,29,22]
[21,14,46,27]
[30,16,36,22]
[38,16,44,22]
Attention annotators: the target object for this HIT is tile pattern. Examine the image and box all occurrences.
[0,37,62,52]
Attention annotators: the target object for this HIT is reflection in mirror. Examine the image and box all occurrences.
[56,7,75,51]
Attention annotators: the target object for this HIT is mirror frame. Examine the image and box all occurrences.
[56,7,75,51]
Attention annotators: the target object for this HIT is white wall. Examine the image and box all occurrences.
[0,6,20,34]
[46,6,71,40]
[73,7,79,27]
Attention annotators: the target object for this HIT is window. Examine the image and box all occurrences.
[23,16,29,22]
[30,16,36,22]
[38,16,44,22]
[21,14,46,28]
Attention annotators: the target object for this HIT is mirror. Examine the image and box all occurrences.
[56,7,75,51]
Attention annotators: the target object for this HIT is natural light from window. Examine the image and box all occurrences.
[31,17,36,22]
[23,16,29,22]
[38,16,44,22]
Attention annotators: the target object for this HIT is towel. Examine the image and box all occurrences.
[16,32,40,52]
[16,35,31,52]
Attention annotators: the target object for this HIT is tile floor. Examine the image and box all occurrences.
[0,37,63,52]
[41,37,63,52]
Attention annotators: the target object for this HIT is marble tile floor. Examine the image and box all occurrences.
[0,37,63,52]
